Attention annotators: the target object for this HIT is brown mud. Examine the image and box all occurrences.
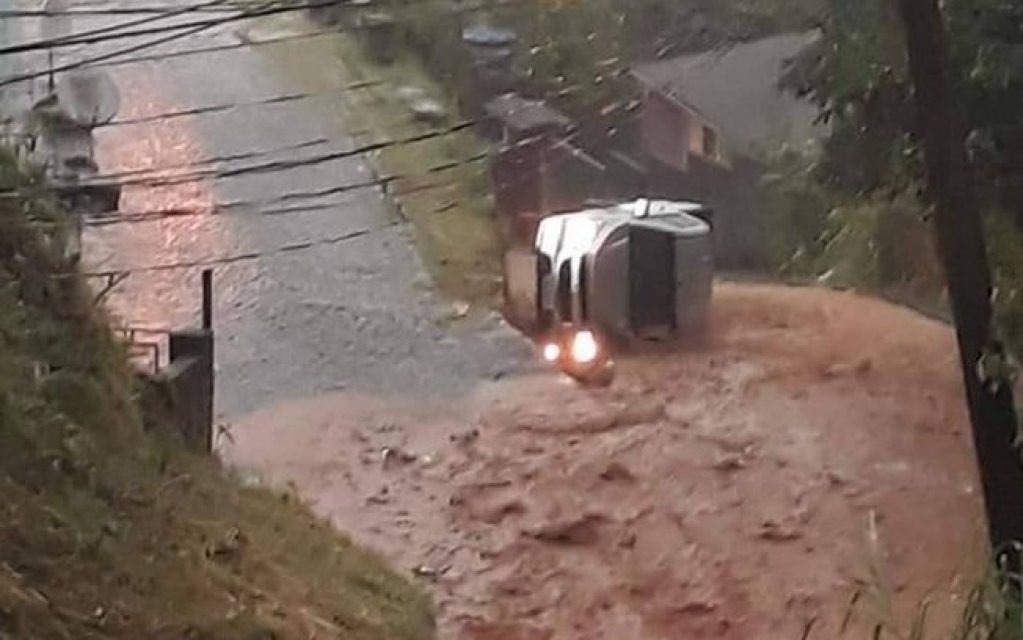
[224,283,983,639]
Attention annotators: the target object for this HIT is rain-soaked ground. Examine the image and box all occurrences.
[4,0,531,420]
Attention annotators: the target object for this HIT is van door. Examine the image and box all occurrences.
[628,225,676,335]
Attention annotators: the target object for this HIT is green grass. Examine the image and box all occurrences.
[247,12,504,312]
[0,147,434,640]
[339,39,503,308]
[332,37,504,309]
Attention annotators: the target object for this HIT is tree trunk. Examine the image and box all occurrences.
[898,0,1023,570]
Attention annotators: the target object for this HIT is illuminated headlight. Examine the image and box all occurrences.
[542,342,561,362]
[570,330,599,364]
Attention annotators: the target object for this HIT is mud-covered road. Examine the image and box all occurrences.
[227,283,983,640]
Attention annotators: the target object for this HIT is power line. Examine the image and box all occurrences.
[0,11,623,103]
[92,135,340,182]
[96,149,489,226]
[97,80,383,127]
[5,56,621,131]
[3,63,632,195]
[4,0,237,51]
[31,107,642,286]
[0,0,516,62]
[96,87,635,191]
[80,219,405,279]
[9,96,642,230]
[99,119,476,190]
[85,155,480,227]
[14,139,489,229]
[0,0,302,89]
[0,80,383,129]
[0,3,241,18]
[0,0,311,56]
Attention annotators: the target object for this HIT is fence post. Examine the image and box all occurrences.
[168,330,214,453]
[201,268,213,331]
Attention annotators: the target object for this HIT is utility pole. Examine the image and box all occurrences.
[898,0,1023,571]
[41,0,70,94]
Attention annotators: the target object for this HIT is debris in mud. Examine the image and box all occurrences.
[758,520,802,542]
[366,485,391,506]
[713,453,747,472]
[382,446,418,468]
[617,532,638,549]
[675,599,719,615]
[412,564,448,581]
[525,513,609,545]
[374,422,402,435]
[822,358,874,379]
[826,470,850,487]
[450,428,480,446]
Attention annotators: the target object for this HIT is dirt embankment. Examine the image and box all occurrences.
[226,282,983,640]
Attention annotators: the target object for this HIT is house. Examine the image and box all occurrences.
[631,31,825,168]
[486,92,606,244]
[625,31,826,267]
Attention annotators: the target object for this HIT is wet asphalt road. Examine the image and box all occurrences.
[4,1,530,419]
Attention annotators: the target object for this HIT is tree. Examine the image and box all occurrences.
[897,0,1023,571]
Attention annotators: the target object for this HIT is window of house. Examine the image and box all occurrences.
[702,125,719,160]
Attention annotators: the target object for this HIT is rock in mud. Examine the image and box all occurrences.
[599,461,636,483]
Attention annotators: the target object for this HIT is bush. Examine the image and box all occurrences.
[763,149,943,298]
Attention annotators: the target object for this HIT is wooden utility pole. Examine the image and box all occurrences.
[898,0,1023,570]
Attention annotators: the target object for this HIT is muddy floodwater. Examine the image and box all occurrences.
[227,283,983,640]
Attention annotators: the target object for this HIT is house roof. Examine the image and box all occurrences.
[485,93,572,133]
[631,31,826,155]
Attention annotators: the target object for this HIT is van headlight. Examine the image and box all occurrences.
[570,330,600,364]
[542,342,562,362]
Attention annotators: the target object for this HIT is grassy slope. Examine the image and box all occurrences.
[250,18,502,311]
[327,40,503,310]
[0,150,433,640]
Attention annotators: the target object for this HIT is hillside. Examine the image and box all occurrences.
[0,148,434,639]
